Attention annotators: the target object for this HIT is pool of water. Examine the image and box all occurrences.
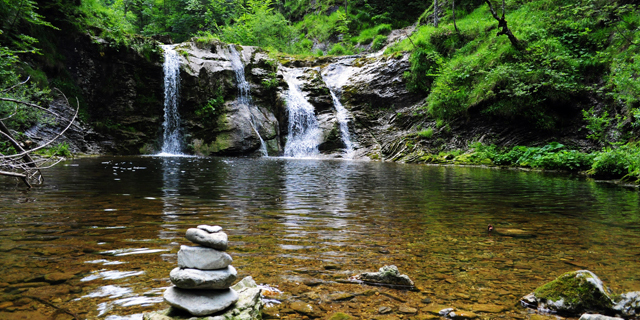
[1,156,639,319]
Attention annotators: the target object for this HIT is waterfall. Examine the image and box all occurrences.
[328,90,354,158]
[283,69,322,158]
[159,45,183,156]
[228,45,268,157]
[322,63,356,158]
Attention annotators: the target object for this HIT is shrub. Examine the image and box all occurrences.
[371,35,387,51]
[328,43,347,55]
[417,128,434,138]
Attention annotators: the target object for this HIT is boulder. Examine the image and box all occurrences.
[163,287,238,316]
[521,270,615,315]
[185,228,228,251]
[169,266,237,289]
[613,291,640,317]
[177,245,232,270]
[357,265,414,287]
[198,225,222,233]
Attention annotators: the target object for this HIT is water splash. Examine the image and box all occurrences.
[159,45,184,156]
[283,69,322,158]
[228,45,268,157]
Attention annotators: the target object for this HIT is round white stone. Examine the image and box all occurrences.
[186,229,228,250]
[177,245,232,270]
[164,286,238,316]
[170,266,237,289]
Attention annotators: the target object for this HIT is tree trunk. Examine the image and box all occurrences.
[453,0,458,32]
[484,0,520,49]
[434,0,439,27]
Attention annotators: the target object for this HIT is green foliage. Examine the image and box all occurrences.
[582,107,610,141]
[405,46,443,94]
[371,35,387,51]
[195,87,224,121]
[328,43,353,56]
[589,143,640,181]
[38,142,72,157]
[417,128,434,139]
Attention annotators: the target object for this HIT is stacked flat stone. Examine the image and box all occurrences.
[163,225,239,316]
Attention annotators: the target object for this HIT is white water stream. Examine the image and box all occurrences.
[282,69,322,158]
[228,46,268,157]
[159,45,184,156]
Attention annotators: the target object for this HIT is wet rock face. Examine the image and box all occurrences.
[177,42,281,156]
[522,270,615,316]
[54,34,164,154]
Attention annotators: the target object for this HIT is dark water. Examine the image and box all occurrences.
[1,156,639,320]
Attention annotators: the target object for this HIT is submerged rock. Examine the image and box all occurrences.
[185,228,228,251]
[169,266,237,289]
[521,270,615,316]
[163,287,238,316]
[177,245,232,270]
[357,265,414,287]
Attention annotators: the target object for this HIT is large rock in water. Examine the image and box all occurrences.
[177,245,232,270]
[163,287,238,316]
[357,265,414,287]
[170,266,237,289]
[185,228,228,251]
[145,277,262,320]
[521,270,615,315]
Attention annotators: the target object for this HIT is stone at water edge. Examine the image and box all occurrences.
[198,225,222,233]
[358,265,414,287]
[169,266,237,290]
[144,277,262,320]
[185,228,228,251]
[177,245,232,270]
[163,287,238,316]
[613,291,640,317]
[521,270,615,316]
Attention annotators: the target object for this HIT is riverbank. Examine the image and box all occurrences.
[397,142,640,187]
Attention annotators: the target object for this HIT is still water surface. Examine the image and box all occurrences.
[1,156,639,319]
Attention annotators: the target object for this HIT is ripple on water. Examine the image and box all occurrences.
[81,270,145,282]
[99,248,170,256]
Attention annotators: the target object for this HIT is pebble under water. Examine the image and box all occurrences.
[0,156,639,320]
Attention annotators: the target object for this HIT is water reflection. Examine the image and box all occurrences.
[0,157,639,319]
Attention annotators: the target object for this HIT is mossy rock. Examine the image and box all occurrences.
[327,312,352,320]
[528,270,615,316]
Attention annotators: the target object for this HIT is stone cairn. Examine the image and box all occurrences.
[163,225,239,316]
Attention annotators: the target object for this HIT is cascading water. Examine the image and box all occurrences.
[322,63,356,158]
[283,69,322,158]
[328,90,354,158]
[228,45,268,157]
[159,45,183,156]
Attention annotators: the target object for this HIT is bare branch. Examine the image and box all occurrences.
[0,103,20,121]
[0,97,64,120]
[0,92,79,159]
[0,170,27,178]
[0,76,30,93]
[485,0,500,20]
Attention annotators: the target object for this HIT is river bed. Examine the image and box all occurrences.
[1,156,639,319]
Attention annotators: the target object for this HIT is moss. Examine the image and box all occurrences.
[328,312,352,320]
[533,271,613,314]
